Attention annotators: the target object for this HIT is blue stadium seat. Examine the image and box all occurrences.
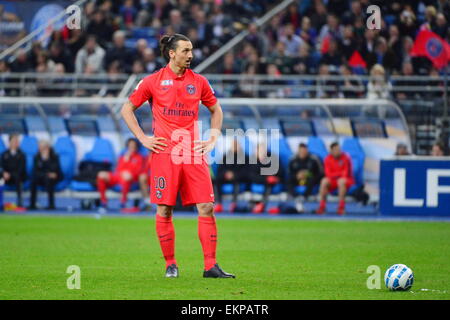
[54,136,76,191]
[20,136,39,177]
[0,138,5,154]
[334,138,366,195]
[70,137,116,192]
[250,183,283,194]
[83,137,116,166]
[307,136,328,161]
[221,183,247,194]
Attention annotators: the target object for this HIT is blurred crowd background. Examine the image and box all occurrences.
[0,0,448,79]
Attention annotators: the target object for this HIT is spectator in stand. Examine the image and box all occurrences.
[96,138,145,212]
[320,37,343,73]
[395,61,419,100]
[288,143,323,213]
[367,37,399,75]
[48,42,74,73]
[245,23,266,56]
[316,142,355,215]
[0,134,26,209]
[10,49,32,72]
[431,142,445,156]
[120,0,137,28]
[247,142,284,214]
[141,48,163,73]
[339,64,364,98]
[367,64,391,99]
[86,10,113,47]
[104,30,133,73]
[214,139,249,213]
[340,25,357,61]
[268,41,293,75]
[434,13,448,38]
[75,35,105,74]
[316,64,339,98]
[192,10,214,51]
[133,38,149,62]
[280,23,304,57]
[298,16,318,47]
[28,140,63,210]
[395,143,411,156]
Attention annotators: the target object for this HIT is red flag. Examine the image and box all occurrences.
[321,34,330,54]
[348,51,367,68]
[410,30,450,69]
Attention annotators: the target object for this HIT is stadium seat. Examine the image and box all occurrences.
[70,137,116,193]
[341,138,366,194]
[83,137,116,166]
[0,138,5,154]
[20,136,39,178]
[307,136,328,161]
[54,136,76,191]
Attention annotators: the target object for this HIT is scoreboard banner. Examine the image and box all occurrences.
[0,1,70,50]
[380,158,450,216]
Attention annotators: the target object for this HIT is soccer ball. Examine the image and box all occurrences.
[384,264,414,291]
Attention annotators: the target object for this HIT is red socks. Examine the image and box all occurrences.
[155,215,217,270]
[338,200,345,210]
[319,199,326,210]
[155,214,176,268]
[96,176,107,204]
[198,216,217,270]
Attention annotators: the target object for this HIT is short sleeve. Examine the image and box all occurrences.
[128,77,152,108]
[200,75,218,108]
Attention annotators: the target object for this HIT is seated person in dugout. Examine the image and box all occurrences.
[288,143,323,213]
[214,138,250,213]
[96,138,145,210]
[246,142,284,214]
[316,142,355,216]
[0,134,27,209]
[28,140,63,210]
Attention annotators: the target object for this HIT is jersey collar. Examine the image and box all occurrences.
[165,64,189,80]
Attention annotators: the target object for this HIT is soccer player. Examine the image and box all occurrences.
[120,34,235,278]
[96,138,145,211]
[316,142,354,215]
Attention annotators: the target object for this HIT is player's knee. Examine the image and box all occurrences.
[156,205,173,218]
[321,177,329,187]
[98,171,109,180]
[338,178,347,186]
[197,202,214,217]
[139,174,148,184]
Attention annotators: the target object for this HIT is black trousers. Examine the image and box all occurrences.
[5,173,24,207]
[288,175,323,200]
[30,174,58,208]
[215,177,243,203]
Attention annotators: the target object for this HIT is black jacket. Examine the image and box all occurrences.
[288,154,323,182]
[32,150,63,181]
[217,151,250,183]
[0,149,27,180]
[246,152,284,185]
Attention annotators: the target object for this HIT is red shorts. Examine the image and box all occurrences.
[107,171,137,186]
[149,153,215,206]
[328,177,354,192]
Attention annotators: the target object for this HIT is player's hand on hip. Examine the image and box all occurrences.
[193,138,216,155]
[140,136,167,153]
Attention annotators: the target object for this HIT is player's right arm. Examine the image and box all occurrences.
[120,101,167,153]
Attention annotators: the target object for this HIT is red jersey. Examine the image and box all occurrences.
[115,152,145,180]
[128,65,218,154]
[324,152,354,181]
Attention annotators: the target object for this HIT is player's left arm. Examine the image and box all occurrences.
[194,102,223,154]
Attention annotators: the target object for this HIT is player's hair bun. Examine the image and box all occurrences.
[159,34,190,62]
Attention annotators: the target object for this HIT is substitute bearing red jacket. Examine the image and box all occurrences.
[115,152,145,181]
[324,152,354,183]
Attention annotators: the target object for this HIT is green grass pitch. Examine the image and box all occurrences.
[1,215,449,300]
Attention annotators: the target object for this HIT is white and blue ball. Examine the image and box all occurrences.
[384,264,414,291]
